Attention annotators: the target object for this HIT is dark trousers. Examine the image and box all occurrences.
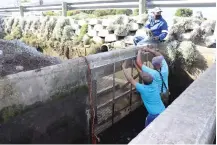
[145,113,159,128]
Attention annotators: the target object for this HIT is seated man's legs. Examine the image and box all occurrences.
[145,114,159,128]
[133,36,145,46]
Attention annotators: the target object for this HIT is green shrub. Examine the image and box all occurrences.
[115,9,133,16]
[73,24,88,45]
[43,11,59,16]
[4,27,22,40]
[67,10,81,16]
[78,24,88,41]
[81,10,94,14]
[175,8,193,17]
[133,8,139,16]
[4,35,14,40]
[93,10,109,17]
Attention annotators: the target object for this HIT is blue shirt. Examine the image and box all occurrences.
[136,81,165,115]
[142,58,169,93]
[145,16,168,40]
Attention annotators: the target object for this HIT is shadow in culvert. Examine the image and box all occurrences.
[98,66,194,144]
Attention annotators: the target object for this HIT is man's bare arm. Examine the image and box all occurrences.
[136,49,143,70]
[143,47,162,57]
[122,61,137,87]
[134,61,142,73]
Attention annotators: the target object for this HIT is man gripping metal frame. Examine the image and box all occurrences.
[122,60,165,128]
[136,45,170,106]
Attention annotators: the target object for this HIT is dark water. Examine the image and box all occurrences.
[98,106,148,144]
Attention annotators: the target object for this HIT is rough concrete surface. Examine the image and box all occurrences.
[129,63,216,144]
[0,57,87,111]
[0,86,89,143]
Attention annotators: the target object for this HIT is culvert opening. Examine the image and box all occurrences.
[100,44,109,52]
[36,46,43,53]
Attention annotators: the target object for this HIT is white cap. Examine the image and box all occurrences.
[152,7,162,13]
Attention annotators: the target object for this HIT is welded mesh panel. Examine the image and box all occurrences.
[95,63,115,126]
[113,58,141,114]
[95,58,144,134]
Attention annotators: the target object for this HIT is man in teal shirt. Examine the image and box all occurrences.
[122,61,165,127]
[136,45,170,105]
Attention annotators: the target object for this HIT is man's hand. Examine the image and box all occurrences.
[145,28,152,37]
[142,45,153,52]
[153,36,159,40]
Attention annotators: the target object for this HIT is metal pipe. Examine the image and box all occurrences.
[100,43,111,52]
[112,63,116,125]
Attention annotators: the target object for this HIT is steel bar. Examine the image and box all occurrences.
[112,63,116,125]
[97,88,136,110]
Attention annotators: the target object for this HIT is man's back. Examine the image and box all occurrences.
[135,81,165,115]
[142,58,169,93]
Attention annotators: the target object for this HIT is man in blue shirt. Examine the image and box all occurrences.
[134,7,168,46]
[136,45,170,105]
[122,60,165,127]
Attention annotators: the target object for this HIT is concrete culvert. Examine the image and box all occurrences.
[100,44,110,52]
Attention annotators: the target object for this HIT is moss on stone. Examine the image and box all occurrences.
[0,104,23,123]
[50,84,89,101]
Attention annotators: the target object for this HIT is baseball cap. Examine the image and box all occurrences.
[152,55,164,66]
[152,7,162,13]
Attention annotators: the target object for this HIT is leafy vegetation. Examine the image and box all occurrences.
[175,8,193,17]
[43,11,60,16]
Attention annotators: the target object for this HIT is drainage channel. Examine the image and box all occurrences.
[97,68,194,144]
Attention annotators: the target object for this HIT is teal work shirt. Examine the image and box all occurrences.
[135,81,165,115]
[142,58,169,93]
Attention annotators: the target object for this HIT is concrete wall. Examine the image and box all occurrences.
[0,57,90,143]
[0,46,145,111]
[0,57,87,110]
[129,63,216,144]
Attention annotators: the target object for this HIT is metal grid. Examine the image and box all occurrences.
[90,54,151,135]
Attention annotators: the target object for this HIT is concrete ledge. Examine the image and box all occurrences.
[129,63,216,144]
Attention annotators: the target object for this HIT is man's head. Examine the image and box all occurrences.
[152,7,162,20]
[139,72,153,85]
[152,55,164,70]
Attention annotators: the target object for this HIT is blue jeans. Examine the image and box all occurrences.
[133,36,149,46]
[145,114,159,127]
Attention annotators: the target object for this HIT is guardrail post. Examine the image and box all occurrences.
[19,6,24,17]
[139,0,146,15]
[62,2,67,16]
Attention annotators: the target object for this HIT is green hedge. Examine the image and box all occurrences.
[175,8,193,17]
[43,11,60,16]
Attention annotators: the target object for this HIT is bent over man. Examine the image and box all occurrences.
[122,61,165,127]
[136,46,170,105]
